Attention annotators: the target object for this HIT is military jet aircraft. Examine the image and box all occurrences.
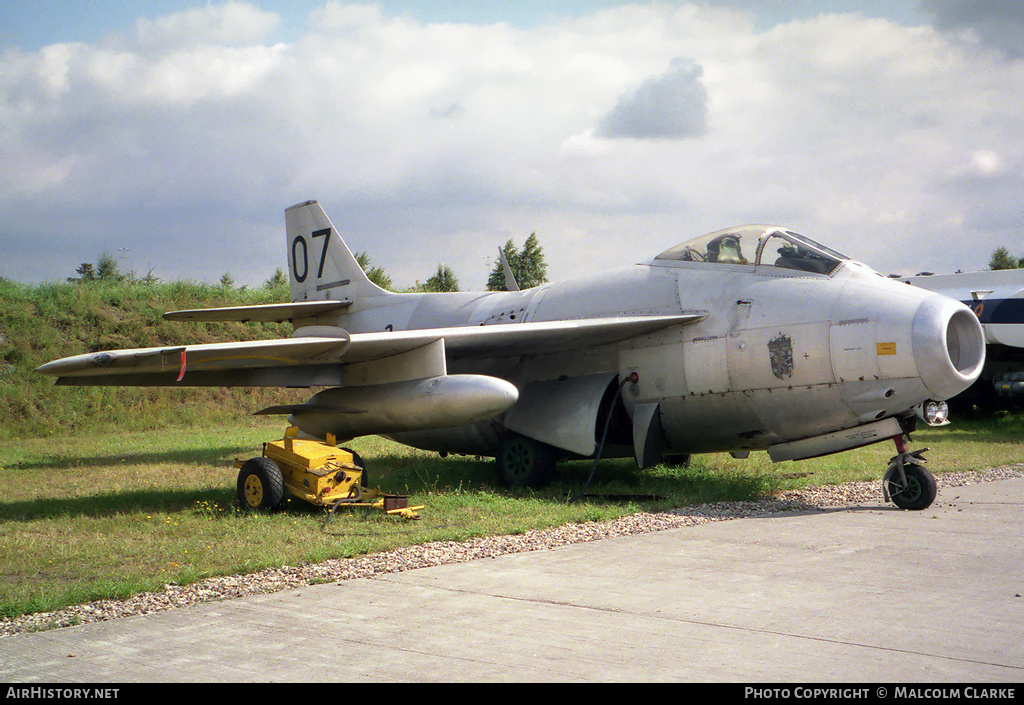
[38,201,986,510]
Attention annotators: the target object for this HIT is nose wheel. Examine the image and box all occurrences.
[882,435,937,510]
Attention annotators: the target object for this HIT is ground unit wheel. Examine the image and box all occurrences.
[237,457,285,511]
[885,461,937,511]
[496,434,556,488]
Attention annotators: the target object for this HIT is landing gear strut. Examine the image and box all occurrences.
[882,434,937,510]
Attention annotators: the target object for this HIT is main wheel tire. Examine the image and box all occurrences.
[237,457,285,511]
[496,434,557,488]
[885,461,937,511]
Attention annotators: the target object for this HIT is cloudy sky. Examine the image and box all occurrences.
[2,1,1023,290]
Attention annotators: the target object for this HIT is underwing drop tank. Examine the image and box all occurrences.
[256,374,519,441]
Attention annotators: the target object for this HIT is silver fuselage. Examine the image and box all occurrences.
[301,255,982,457]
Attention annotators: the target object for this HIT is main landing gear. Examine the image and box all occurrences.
[882,434,937,510]
[495,432,557,488]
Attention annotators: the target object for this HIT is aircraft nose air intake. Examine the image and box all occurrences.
[912,294,986,400]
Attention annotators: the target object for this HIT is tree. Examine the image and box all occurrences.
[486,233,548,291]
[989,246,1024,270]
[69,253,125,283]
[518,233,547,289]
[354,251,393,290]
[423,264,459,292]
[264,268,288,289]
[69,262,96,283]
[95,252,125,282]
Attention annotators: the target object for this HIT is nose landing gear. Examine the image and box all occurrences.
[882,434,937,510]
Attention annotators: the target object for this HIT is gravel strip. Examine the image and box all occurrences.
[3,465,1022,637]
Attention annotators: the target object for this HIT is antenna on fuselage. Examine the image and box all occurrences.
[499,247,520,292]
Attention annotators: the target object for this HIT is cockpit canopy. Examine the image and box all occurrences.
[654,225,849,276]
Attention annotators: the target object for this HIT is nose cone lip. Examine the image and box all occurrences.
[912,294,986,400]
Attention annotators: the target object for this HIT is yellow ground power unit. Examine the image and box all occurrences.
[235,426,423,519]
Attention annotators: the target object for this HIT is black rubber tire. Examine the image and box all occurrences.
[237,457,285,511]
[886,461,937,511]
[496,434,557,488]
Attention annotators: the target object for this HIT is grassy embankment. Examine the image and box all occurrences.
[1,278,1022,621]
[0,276,304,440]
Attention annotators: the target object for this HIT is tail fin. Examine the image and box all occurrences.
[284,200,389,304]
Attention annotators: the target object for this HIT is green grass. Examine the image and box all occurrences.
[0,420,643,617]
[1,413,1022,619]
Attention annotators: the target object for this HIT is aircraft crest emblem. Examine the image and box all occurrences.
[768,333,794,380]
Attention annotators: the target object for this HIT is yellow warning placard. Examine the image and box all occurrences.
[877,342,897,356]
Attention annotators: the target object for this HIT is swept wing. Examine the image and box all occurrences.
[37,313,706,387]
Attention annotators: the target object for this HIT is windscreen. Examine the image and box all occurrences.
[654,226,847,275]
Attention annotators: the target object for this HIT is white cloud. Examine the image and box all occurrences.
[132,2,281,50]
[2,3,1024,288]
[968,149,1004,177]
